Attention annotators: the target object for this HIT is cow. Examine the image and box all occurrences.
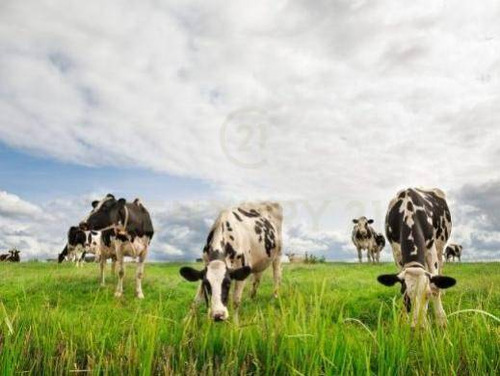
[85,230,118,286]
[58,226,89,266]
[351,217,384,263]
[179,202,283,322]
[377,188,457,327]
[0,249,20,262]
[79,194,154,299]
[445,243,463,262]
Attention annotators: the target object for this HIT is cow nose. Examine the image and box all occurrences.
[213,313,226,322]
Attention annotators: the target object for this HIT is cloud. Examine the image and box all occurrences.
[448,181,500,260]
[1,0,500,203]
[1,1,500,260]
[0,191,44,218]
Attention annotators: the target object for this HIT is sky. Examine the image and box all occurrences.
[1,0,500,261]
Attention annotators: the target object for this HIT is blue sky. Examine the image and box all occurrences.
[0,142,213,202]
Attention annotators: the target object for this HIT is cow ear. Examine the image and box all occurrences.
[117,198,126,206]
[352,219,358,224]
[106,193,115,199]
[229,266,252,281]
[377,274,401,286]
[179,267,204,282]
[431,275,456,289]
[91,200,99,208]
[368,219,374,224]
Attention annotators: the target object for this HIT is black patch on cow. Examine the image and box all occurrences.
[225,242,237,260]
[226,221,233,231]
[58,245,68,263]
[232,211,243,222]
[401,282,411,312]
[375,234,385,249]
[237,208,261,218]
[203,229,215,254]
[68,226,86,247]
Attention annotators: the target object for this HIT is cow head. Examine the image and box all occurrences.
[58,246,67,263]
[179,260,251,321]
[377,268,456,322]
[79,194,126,231]
[352,216,374,238]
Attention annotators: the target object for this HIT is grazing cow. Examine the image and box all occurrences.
[85,230,118,285]
[351,217,384,263]
[179,202,283,321]
[445,244,463,262]
[377,188,457,327]
[0,249,20,262]
[79,194,154,299]
[58,226,89,266]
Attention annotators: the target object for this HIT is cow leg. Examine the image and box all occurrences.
[427,245,447,326]
[114,246,125,298]
[357,247,362,263]
[250,271,263,299]
[111,258,117,275]
[272,257,282,298]
[233,280,247,310]
[135,253,146,299]
[100,258,106,286]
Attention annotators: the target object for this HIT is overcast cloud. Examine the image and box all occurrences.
[1,1,500,260]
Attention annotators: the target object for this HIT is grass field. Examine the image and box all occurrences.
[0,262,499,375]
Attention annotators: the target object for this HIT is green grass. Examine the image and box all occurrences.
[0,262,499,375]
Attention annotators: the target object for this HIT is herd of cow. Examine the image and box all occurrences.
[2,187,465,327]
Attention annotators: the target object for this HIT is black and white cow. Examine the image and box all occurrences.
[85,230,118,285]
[79,194,154,299]
[179,202,283,321]
[0,249,20,262]
[351,217,384,263]
[377,188,457,327]
[445,243,463,262]
[58,226,89,266]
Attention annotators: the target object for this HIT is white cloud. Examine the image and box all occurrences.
[0,191,43,218]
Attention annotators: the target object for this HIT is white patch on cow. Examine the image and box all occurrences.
[206,260,229,320]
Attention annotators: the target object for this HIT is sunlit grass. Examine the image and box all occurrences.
[0,262,498,375]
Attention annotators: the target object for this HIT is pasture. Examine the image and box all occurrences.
[0,262,499,375]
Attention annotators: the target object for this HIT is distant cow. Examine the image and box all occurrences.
[445,244,463,262]
[287,253,305,263]
[86,230,117,286]
[79,194,154,299]
[0,249,20,262]
[58,226,90,266]
[377,188,457,327]
[180,202,283,321]
[352,217,384,263]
